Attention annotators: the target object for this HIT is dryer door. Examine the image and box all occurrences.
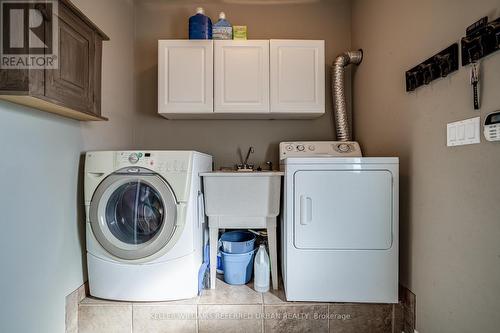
[89,168,177,260]
[293,170,393,250]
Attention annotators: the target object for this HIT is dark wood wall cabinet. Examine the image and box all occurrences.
[0,0,109,121]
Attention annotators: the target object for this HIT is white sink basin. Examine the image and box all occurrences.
[201,171,284,228]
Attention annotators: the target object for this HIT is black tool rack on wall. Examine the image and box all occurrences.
[405,16,500,93]
[461,16,500,66]
[405,43,459,92]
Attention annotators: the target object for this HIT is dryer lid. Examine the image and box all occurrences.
[89,168,178,260]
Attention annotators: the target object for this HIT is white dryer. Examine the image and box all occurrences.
[84,151,212,301]
[280,142,398,303]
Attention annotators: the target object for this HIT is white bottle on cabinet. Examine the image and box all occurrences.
[254,244,270,293]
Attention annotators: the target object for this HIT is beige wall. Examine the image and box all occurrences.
[351,1,500,332]
[133,0,351,168]
[73,0,136,151]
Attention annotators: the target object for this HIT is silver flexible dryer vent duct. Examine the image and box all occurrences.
[332,50,363,142]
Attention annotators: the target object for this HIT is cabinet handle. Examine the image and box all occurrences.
[300,195,312,225]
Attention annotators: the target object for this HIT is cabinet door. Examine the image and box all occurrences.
[214,40,269,113]
[45,4,95,114]
[158,40,213,114]
[270,40,324,114]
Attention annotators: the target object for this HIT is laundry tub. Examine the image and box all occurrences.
[201,171,283,290]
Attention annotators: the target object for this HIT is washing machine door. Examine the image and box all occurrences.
[89,167,177,260]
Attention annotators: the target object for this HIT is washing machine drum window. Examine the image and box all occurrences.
[106,181,164,245]
[90,170,178,260]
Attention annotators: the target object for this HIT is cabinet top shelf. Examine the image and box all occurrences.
[0,0,109,122]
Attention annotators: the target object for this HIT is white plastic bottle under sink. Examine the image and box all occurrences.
[254,244,270,293]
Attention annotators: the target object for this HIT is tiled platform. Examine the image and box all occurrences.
[77,278,403,333]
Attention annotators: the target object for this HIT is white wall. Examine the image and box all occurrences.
[0,105,85,333]
[0,1,135,332]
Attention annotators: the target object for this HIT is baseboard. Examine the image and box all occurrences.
[399,284,416,333]
[65,282,89,333]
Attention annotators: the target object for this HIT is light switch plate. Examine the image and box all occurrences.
[447,117,480,147]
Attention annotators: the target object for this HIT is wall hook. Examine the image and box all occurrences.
[461,16,500,66]
[405,43,458,92]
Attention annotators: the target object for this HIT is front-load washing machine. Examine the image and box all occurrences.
[280,142,398,303]
[84,151,212,301]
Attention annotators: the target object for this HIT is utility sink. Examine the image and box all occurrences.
[201,171,283,290]
[200,171,284,228]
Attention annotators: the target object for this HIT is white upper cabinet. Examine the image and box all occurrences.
[214,40,269,113]
[158,40,213,116]
[270,40,325,115]
[158,39,325,119]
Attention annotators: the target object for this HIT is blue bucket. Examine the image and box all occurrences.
[220,231,256,254]
[221,249,256,285]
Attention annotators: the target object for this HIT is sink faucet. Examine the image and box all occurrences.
[236,147,255,171]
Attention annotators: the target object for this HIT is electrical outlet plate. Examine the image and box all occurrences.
[447,117,481,146]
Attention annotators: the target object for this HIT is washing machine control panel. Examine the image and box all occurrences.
[279,141,362,159]
[115,152,189,172]
[128,152,140,164]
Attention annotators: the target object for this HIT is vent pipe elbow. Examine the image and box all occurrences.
[332,49,363,142]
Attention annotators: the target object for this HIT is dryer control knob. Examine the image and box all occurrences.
[128,153,139,164]
[338,144,351,153]
[297,144,305,151]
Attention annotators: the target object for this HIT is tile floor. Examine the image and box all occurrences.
[77,278,402,333]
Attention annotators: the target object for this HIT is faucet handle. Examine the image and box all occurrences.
[235,146,256,171]
[236,163,254,171]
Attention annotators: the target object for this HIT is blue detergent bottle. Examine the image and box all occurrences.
[213,12,232,40]
[189,7,212,40]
